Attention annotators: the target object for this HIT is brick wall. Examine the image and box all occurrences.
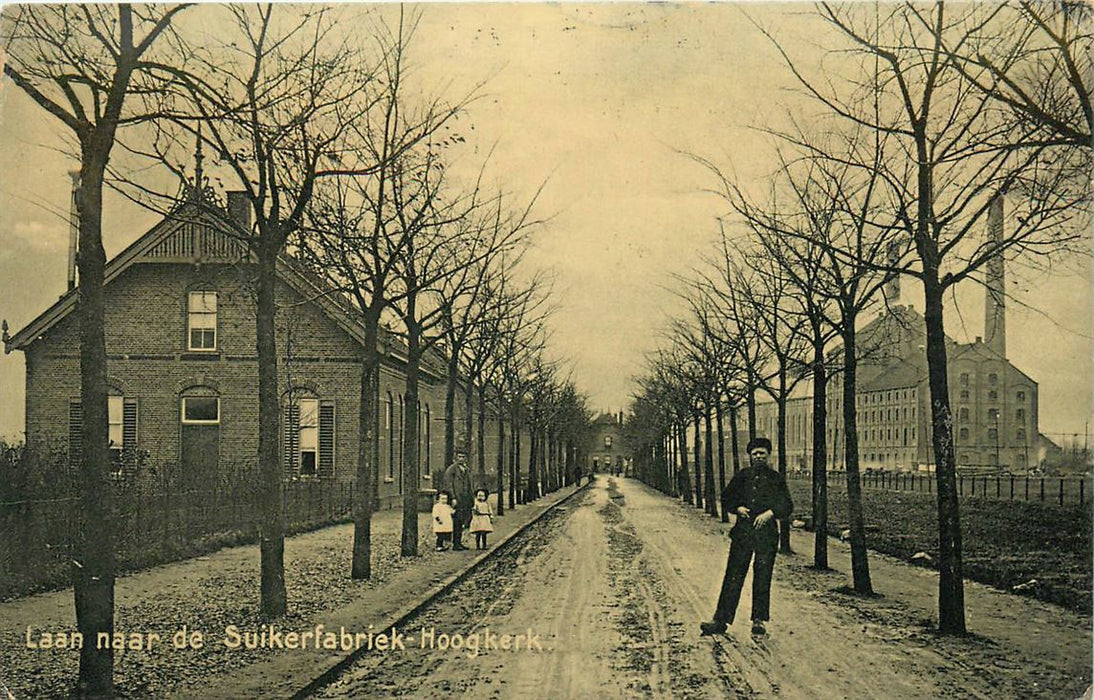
[22,259,530,504]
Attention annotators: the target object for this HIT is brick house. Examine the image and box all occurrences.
[3,193,454,508]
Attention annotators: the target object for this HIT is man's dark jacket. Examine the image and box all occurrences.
[442,460,473,519]
[722,465,793,546]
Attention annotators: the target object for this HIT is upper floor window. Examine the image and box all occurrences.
[988,408,999,421]
[1016,390,1026,402]
[958,408,969,423]
[959,390,969,400]
[960,373,969,387]
[988,372,998,385]
[959,427,969,441]
[188,291,218,351]
[988,390,998,401]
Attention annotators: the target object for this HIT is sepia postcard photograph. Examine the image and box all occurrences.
[0,2,1090,698]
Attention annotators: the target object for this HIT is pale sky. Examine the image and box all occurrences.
[1,3,1091,443]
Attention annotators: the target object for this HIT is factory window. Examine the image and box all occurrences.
[988,372,998,385]
[1016,408,1025,422]
[959,428,969,441]
[1016,390,1026,402]
[960,373,969,387]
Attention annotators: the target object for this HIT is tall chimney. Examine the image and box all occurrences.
[985,194,1006,358]
[882,239,901,307]
[227,191,252,232]
[67,170,81,291]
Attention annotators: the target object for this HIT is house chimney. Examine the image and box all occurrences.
[67,170,80,291]
[227,191,252,232]
[984,194,1006,358]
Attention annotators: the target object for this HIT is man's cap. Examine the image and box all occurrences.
[746,437,772,453]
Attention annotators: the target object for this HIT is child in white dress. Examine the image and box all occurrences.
[432,491,454,551]
[469,489,494,550]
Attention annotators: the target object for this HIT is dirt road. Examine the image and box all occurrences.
[312,477,1091,699]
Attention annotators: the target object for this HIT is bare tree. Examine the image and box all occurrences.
[2,5,188,693]
[295,10,462,580]
[146,4,380,617]
[943,1,1092,151]
[764,0,1089,631]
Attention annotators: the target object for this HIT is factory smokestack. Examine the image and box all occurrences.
[985,194,1006,358]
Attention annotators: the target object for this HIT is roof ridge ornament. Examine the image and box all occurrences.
[173,125,224,211]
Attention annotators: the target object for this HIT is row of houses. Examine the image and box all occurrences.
[3,189,523,507]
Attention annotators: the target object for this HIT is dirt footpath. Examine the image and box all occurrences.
[315,476,1092,699]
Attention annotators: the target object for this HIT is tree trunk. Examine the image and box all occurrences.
[401,324,422,558]
[463,373,474,466]
[924,270,965,632]
[677,421,693,504]
[496,401,505,516]
[842,321,873,594]
[811,335,829,570]
[257,244,287,618]
[747,383,757,440]
[667,430,677,496]
[351,313,380,579]
[715,397,728,522]
[527,419,539,501]
[512,403,521,506]
[72,161,115,696]
[775,374,791,553]
[729,403,741,475]
[693,412,702,509]
[477,381,487,478]
[704,404,716,516]
[444,353,458,467]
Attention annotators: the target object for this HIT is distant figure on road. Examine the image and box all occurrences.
[443,446,473,551]
[432,492,454,551]
[700,437,793,637]
[469,489,494,550]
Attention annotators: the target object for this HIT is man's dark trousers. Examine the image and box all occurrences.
[714,527,777,623]
[452,506,470,548]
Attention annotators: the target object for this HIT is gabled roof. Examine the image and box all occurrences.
[6,201,239,352]
[8,201,368,360]
[950,340,1038,386]
[860,358,924,393]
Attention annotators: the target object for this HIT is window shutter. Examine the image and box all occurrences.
[284,403,300,480]
[318,402,335,479]
[69,401,82,467]
[123,399,138,451]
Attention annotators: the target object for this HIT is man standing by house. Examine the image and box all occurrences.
[700,437,792,637]
[443,446,474,551]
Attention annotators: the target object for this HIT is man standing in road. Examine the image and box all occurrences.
[700,437,792,637]
[443,446,474,551]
